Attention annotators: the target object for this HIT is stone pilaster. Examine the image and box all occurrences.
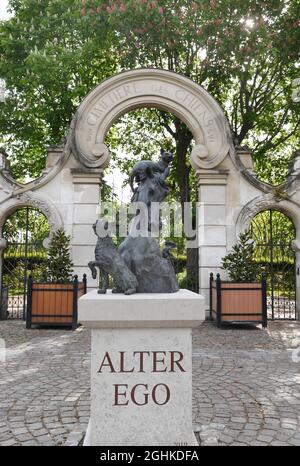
[197,169,229,307]
[71,169,103,288]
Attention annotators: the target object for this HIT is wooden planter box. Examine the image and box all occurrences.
[26,274,87,329]
[210,273,267,328]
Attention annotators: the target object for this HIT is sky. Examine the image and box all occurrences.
[0,0,11,20]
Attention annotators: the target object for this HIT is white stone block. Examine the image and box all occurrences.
[73,204,99,224]
[72,245,95,267]
[201,205,226,225]
[40,183,61,202]
[79,289,205,446]
[199,185,226,205]
[74,184,100,204]
[199,267,222,290]
[199,225,226,246]
[59,183,73,204]
[56,203,73,225]
[73,266,97,288]
[72,224,96,245]
[198,288,210,307]
[199,246,226,267]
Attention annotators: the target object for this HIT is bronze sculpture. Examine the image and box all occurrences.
[90,149,179,294]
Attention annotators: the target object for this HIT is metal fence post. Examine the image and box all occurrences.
[216,273,222,327]
[261,273,267,328]
[72,275,78,330]
[209,272,214,320]
[26,275,33,329]
[83,273,87,295]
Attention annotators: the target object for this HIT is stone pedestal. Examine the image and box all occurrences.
[78,289,205,446]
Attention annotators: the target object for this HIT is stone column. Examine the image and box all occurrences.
[197,169,229,306]
[71,169,103,288]
[79,289,205,446]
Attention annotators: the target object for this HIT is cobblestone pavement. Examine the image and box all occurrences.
[0,320,300,446]
[193,321,300,446]
[0,322,90,446]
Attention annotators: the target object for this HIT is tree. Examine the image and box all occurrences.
[1,0,300,287]
[0,0,116,179]
[83,0,300,186]
[221,230,261,282]
[1,1,299,183]
[43,228,74,282]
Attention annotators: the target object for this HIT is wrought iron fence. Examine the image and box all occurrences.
[250,209,296,320]
[1,207,49,320]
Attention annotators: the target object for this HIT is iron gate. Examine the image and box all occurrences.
[0,207,49,320]
[251,209,296,320]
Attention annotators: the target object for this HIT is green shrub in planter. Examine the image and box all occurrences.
[42,228,74,283]
[210,230,267,327]
[221,230,261,282]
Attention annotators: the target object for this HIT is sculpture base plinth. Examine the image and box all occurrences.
[79,289,205,446]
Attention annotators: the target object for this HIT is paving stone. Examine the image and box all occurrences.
[288,438,300,446]
[1,320,300,446]
[0,439,18,446]
[22,440,40,446]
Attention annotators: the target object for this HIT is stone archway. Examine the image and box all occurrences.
[0,192,63,237]
[0,192,63,319]
[236,194,300,239]
[236,194,300,320]
[0,205,53,320]
[1,67,300,317]
[70,68,232,170]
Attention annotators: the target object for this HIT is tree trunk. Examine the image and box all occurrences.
[173,119,198,292]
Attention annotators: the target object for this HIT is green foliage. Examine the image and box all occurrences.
[0,0,116,179]
[86,0,300,186]
[3,207,50,243]
[43,228,73,283]
[221,230,261,282]
[177,270,198,292]
[1,0,299,186]
[171,253,187,274]
[250,210,295,296]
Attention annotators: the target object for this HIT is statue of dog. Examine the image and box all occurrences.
[88,219,138,295]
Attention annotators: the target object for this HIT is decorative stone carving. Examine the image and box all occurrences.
[291,239,300,252]
[70,69,231,170]
[0,137,72,194]
[45,145,64,169]
[288,150,300,177]
[0,147,10,170]
[236,194,300,236]
[0,192,62,233]
[190,144,209,167]
[235,145,254,172]
[0,238,7,250]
